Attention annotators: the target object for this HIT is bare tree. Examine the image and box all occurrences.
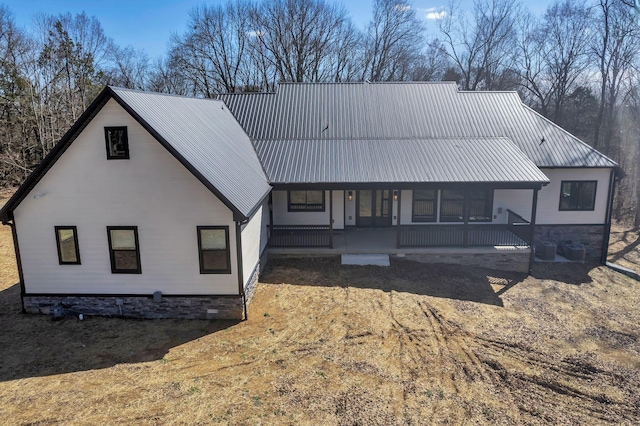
[542,1,592,126]
[249,0,360,84]
[591,0,640,156]
[362,0,425,82]
[169,1,255,95]
[0,6,37,184]
[105,44,150,90]
[439,0,519,90]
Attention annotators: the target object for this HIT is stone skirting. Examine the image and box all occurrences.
[23,294,244,320]
[402,248,531,273]
[534,225,605,259]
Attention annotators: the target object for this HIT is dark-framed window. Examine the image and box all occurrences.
[105,127,129,159]
[559,181,597,211]
[412,189,437,222]
[55,226,80,265]
[197,226,231,274]
[287,190,325,212]
[440,189,465,222]
[469,189,493,222]
[107,226,141,273]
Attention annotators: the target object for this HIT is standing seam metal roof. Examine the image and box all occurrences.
[254,138,549,184]
[220,82,617,172]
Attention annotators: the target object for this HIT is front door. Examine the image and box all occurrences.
[357,189,392,227]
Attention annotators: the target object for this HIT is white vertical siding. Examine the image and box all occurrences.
[15,99,239,295]
[536,168,611,225]
[241,204,264,289]
[272,190,344,229]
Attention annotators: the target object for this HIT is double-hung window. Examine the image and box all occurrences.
[197,226,231,274]
[107,226,141,273]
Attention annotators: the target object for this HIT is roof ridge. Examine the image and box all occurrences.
[110,86,224,102]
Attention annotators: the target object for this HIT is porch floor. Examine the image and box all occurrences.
[268,227,530,256]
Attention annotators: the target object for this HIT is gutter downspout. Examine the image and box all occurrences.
[601,169,617,264]
[235,220,247,321]
[5,220,26,313]
[528,188,539,274]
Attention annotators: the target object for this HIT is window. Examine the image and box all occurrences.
[439,189,493,222]
[198,226,231,274]
[469,189,493,222]
[107,226,141,273]
[105,127,129,159]
[55,226,80,265]
[287,190,325,212]
[440,189,464,222]
[559,181,597,211]
[412,189,437,222]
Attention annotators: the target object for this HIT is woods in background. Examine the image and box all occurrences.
[1,0,639,225]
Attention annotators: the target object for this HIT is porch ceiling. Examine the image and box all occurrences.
[255,137,550,187]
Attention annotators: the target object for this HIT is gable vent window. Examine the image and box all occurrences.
[55,226,81,265]
[107,226,141,273]
[105,127,129,159]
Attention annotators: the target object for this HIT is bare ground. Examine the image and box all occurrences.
[1,197,640,424]
[608,223,640,272]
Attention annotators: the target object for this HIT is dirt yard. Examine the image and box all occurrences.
[1,194,639,424]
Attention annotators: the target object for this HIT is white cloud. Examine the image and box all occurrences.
[395,4,412,12]
[246,30,264,37]
[426,10,447,20]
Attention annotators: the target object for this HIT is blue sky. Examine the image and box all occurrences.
[5,0,551,59]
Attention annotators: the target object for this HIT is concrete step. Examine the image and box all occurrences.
[341,253,390,266]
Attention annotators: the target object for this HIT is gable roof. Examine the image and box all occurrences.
[0,87,270,223]
[255,137,549,186]
[220,82,617,169]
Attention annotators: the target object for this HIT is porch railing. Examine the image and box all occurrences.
[506,209,531,244]
[399,223,529,247]
[268,225,332,248]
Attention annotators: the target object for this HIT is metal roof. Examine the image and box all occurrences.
[255,137,549,185]
[111,87,270,219]
[220,82,617,169]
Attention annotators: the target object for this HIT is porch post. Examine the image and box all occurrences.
[329,190,334,248]
[463,189,470,247]
[396,190,402,248]
[529,188,539,273]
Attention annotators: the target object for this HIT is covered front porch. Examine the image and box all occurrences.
[268,226,531,254]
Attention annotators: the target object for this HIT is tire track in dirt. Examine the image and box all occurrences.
[388,296,639,423]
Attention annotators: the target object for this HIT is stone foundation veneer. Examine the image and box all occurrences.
[23,294,244,320]
[403,248,530,273]
[534,225,605,259]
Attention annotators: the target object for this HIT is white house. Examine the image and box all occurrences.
[0,88,271,319]
[1,82,619,319]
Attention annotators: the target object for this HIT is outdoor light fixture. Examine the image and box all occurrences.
[393,190,398,201]
[348,191,353,201]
